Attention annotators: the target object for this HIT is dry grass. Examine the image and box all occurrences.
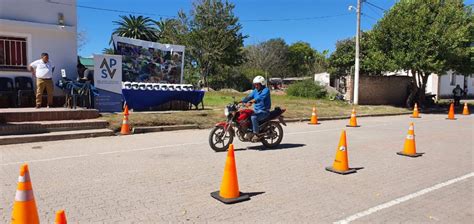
[102,91,411,131]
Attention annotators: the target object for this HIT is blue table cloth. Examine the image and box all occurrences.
[122,89,205,110]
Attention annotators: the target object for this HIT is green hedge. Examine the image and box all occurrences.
[287,80,327,99]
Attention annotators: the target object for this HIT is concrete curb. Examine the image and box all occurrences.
[132,124,199,134]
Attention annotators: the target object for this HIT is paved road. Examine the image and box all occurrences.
[0,114,472,223]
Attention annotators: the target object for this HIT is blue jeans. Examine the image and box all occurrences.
[251,111,269,134]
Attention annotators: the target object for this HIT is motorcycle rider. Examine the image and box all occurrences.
[241,76,271,142]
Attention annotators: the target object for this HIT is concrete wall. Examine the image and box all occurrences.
[347,75,411,105]
[0,0,77,96]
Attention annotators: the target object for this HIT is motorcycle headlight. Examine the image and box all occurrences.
[224,107,230,117]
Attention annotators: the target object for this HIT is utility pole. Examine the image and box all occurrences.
[353,0,362,105]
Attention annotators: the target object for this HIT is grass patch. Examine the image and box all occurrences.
[102,91,411,131]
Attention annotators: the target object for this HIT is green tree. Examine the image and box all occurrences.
[288,42,316,77]
[328,32,391,78]
[155,12,189,45]
[102,48,115,54]
[185,0,247,88]
[111,15,158,42]
[371,0,472,107]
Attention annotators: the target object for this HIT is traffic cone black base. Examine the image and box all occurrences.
[445,118,457,120]
[410,116,421,118]
[308,122,321,125]
[345,125,360,128]
[211,191,250,204]
[325,166,357,175]
[396,152,423,157]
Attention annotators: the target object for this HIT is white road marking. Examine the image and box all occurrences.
[334,172,474,224]
[97,142,207,155]
[0,154,89,166]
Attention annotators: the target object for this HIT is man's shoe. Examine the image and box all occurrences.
[251,135,260,142]
[35,106,40,109]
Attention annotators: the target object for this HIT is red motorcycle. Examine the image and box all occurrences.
[209,101,286,152]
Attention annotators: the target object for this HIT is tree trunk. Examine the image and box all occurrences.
[406,70,419,108]
[417,73,429,108]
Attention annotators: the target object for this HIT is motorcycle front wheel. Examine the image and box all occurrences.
[209,126,234,152]
[261,121,284,148]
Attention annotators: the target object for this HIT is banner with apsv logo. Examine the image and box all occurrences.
[93,54,123,112]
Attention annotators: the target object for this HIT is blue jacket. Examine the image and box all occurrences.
[242,86,271,113]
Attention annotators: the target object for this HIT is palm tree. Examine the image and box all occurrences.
[111,15,158,42]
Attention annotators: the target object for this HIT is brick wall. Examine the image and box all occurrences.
[347,76,411,105]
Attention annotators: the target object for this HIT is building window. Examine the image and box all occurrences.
[450,73,456,86]
[0,36,28,71]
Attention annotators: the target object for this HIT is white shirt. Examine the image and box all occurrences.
[30,59,54,79]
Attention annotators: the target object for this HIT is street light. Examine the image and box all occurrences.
[349,0,361,105]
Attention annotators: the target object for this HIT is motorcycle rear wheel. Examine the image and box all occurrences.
[209,126,234,152]
[261,121,284,148]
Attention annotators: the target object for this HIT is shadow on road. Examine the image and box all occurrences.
[245,143,306,151]
[244,191,265,198]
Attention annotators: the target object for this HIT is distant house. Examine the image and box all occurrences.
[314,72,330,86]
[0,0,77,96]
[386,70,474,100]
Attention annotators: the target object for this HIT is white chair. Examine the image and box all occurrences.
[146,83,154,90]
[131,82,139,90]
[138,83,147,90]
[122,81,132,90]
[153,84,161,91]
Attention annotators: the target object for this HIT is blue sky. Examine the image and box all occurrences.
[78,0,473,57]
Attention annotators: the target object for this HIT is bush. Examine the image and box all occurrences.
[286,80,327,98]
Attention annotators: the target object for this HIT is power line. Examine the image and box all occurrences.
[365,2,384,17]
[361,13,378,21]
[47,0,176,18]
[241,13,352,22]
[365,1,386,12]
[47,1,352,23]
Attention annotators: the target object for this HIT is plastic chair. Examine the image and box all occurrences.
[0,77,16,107]
[14,76,35,107]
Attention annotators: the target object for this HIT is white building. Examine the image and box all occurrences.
[426,71,474,99]
[314,72,330,86]
[0,0,77,96]
[386,70,474,100]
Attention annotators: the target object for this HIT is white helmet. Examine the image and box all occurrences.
[253,76,266,86]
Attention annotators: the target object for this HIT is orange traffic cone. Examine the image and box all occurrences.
[346,108,360,127]
[462,102,470,115]
[211,144,250,204]
[397,123,423,157]
[325,130,357,175]
[11,164,39,224]
[120,104,131,135]
[55,210,67,224]
[308,107,320,125]
[446,103,456,120]
[410,103,421,118]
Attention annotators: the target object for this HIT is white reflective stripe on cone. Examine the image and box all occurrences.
[406,134,414,140]
[122,120,129,125]
[18,173,31,183]
[15,190,34,202]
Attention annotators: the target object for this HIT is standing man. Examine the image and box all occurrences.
[452,84,464,106]
[29,53,55,108]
